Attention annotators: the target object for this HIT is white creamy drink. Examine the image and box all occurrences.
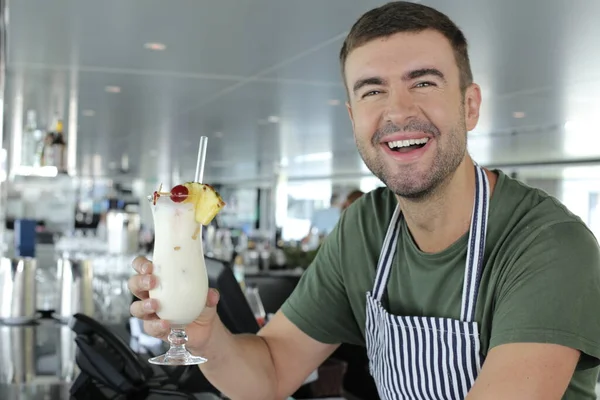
[149,196,208,325]
[144,139,225,366]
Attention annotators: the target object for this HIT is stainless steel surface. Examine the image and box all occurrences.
[0,319,77,400]
[56,258,94,322]
[0,384,71,400]
[106,209,140,254]
[0,257,38,324]
[57,325,77,382]
[0,325,36,384]
[0,0,8,255]
[2,0,599,184]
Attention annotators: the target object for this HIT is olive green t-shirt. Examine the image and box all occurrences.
[281,170,600,399]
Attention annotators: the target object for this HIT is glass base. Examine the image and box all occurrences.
[148,325,207,365]
[148,350,207,366]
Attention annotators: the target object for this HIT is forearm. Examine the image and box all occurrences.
[465,343,577,400]
[196,319,279,400]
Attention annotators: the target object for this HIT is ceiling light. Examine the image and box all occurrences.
[82,110,95,117]
[105,86,121,93]
[144,42,166,51]
[512,111,526,119]
[328,99,341,106]
[267,116,280,124]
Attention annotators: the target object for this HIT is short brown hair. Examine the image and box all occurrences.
[340,1,473,92]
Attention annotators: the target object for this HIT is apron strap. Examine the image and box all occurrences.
[372,204,402,301]
[460,165,490,322]
[371,165,491,319]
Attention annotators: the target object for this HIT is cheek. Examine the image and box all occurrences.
[352,105,380,139]
[417,97,461,133]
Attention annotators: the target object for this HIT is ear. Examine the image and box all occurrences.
[464,83,482,131]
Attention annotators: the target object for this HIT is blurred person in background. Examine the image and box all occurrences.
[302,193,341,247]
[308,192,342,236]
[341,189,365,212]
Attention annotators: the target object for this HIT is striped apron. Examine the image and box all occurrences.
[365,165,490,400]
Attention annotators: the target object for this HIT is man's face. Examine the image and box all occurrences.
[345,30,481,199]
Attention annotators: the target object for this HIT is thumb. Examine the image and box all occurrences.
[206,288,220,308]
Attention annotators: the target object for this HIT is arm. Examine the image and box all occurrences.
[200,211,358,399]
[131,208,357,399]
[129,258,340,400]
[468,221,600,399]
[198,311,339,400]
[466,343,579,399]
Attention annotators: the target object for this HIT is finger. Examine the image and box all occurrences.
[144,319,171,339]
[130,299,160,319]
[206,288,220,308]
[137,312,160,321]
[131,256,153,274]
[128,274,156,299]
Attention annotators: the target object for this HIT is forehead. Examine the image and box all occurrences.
[344,29,458,83]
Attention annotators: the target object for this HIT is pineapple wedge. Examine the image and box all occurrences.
[182,182,226,225]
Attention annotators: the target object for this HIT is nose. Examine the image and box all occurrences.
[383,87,419,124]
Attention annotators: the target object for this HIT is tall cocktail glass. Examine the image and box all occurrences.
[147,194,209,365]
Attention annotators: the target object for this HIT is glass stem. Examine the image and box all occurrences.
[166,324,189,357]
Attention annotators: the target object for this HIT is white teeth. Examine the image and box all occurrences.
[387,137,429,149]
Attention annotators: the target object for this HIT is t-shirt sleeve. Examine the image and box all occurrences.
[280,213,363,345]
[489,221,600,370]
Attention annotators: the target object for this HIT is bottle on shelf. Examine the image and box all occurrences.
[41,117,68,173]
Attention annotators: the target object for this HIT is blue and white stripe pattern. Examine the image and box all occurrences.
[365,165,489,400]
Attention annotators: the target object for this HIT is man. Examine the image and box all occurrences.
[129,2,600,399]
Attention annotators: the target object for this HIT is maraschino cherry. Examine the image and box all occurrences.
[170,185,189,202]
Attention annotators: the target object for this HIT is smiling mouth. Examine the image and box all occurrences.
[386,138,429,152]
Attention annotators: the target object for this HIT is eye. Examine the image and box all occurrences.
[414,81,436,88]
[362,90,382,98]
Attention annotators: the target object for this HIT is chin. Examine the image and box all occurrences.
[383,169,443,200]
[388,181,436,199]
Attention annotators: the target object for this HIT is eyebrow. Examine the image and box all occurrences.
[352,77,387,95]
[403,68,447,83]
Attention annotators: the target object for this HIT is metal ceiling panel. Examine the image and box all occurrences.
[3,0,600,183]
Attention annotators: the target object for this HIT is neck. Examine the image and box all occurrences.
[396,157,496,253]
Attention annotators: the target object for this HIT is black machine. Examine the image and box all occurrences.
[69,313,198,399]
[204,256,260,335]
[244,273,300,315]
[70,257,259,399]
